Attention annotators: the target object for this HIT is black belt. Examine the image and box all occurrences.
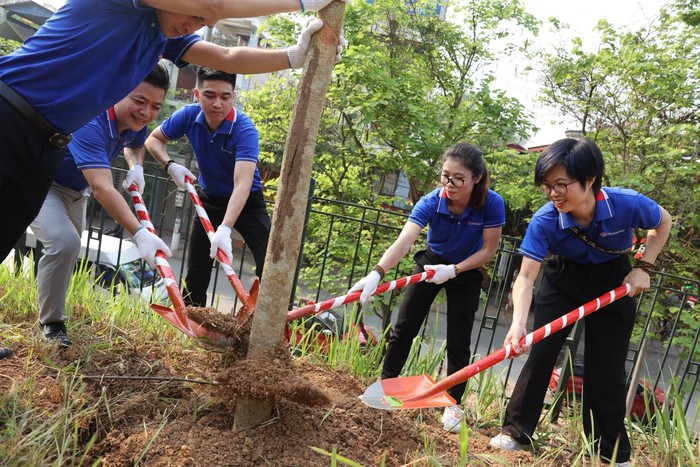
[0,80,72,149]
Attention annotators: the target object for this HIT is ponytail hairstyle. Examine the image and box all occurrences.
[442,142,490,209]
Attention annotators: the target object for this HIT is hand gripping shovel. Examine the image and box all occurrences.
[183,178,258,321]
[286,269,436,322]
[127,184,230,347]
[360,283,632,410]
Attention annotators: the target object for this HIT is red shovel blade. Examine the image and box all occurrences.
[151,304,232,348]
[360,375,456,410]
[236,278,259,321]
[359,284,632,411]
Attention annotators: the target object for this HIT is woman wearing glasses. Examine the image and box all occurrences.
[348,141,505,432]
[489,138,671,466]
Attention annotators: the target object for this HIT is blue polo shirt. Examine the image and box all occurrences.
[0,0,199,134]
[160,104,262,198]
[54,108,146,192]
[520,187,662,264]
[408,187,506,264]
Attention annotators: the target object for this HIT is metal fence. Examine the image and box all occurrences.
[16,167,699,421]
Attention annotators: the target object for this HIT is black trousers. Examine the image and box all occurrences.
[0,98,63,260]
[381,249,483,402]
[183,188,271,307]
[502,254,635,462]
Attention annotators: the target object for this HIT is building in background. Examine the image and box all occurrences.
[0,0,52,42]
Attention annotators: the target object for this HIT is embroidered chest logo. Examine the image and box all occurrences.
[600,229,625,237]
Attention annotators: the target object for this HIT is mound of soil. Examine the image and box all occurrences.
[2,322,536,466]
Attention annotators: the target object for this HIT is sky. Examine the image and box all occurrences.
[39,0,670,146]
[494,0,670,146]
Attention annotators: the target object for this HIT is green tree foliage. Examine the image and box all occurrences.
[245,0,538,203]
[0,38,21,56]
[538,5,700,279]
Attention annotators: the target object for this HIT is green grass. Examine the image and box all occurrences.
[1,257,699,466]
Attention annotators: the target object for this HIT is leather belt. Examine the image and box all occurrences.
[0,80,72,149]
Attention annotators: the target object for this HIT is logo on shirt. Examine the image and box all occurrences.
[600,229,625,237]
[220,147,233,155]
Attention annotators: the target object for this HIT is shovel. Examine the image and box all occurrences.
[183,178,258,320]
[360,283,632,410]
[127,184,230,347]
[286,269,436,322]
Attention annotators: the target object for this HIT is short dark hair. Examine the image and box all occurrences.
[196,66,236,89]
[534,138,605,194]
[143,63,170,92]
[442,142,490,210]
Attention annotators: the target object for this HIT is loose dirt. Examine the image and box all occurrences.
[1,320,538,466]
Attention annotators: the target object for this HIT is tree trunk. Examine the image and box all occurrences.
[233,2,346,428]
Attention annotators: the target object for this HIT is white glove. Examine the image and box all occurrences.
[122,164,145,194]
[348,270,381,304]
[299,0,346,13]
[166,162,196,190]
[210,224,233,263]
[133,227,172,270]
[287,20,346,69]
[424,264,457,285]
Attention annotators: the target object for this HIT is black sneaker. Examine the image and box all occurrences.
[42,322,72,348]
[0,347,12,359]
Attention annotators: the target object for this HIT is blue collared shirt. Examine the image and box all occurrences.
[408,187,506,264]
[0,0,199,134]
[160,104,262,198]
[54,108,146,192]
[520,187,662,264]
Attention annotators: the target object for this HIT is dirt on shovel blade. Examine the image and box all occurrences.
[184,306,250,357]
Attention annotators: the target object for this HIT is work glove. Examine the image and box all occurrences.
[210,224,233,263]
[348,270,381,304]
[287,19,346,69]
[424,264,457,285]
[122,164,145,194]
[166,162,196,190]
[133,228,172,270]
[299,0,347,13]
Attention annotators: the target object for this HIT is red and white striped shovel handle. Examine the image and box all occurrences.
[402,283,632,404]
[127,184,189,323]
[286,269,436,322]
[182,177,254,312]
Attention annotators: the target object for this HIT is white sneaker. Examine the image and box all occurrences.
[489,433,527,451]
[441,405,464,433]
[615,462,630,467]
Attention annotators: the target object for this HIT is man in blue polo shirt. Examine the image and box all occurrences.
[28,65,172,348]
[0,0,343,276]
[0,0,344,358]
[146,67,270,307]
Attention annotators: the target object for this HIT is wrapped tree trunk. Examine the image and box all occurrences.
[233,2,346,428]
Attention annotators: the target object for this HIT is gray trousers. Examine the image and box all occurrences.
[30,183,86,325]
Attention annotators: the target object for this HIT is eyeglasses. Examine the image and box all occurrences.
[439,174,467,188]
[539,180,578,196]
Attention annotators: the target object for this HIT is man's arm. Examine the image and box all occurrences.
[140,0,336,20]
[184,41,290,75]
[145,127,171,168]
[145,127,196,189]
[221,161,256,229]
[82,168,142,235]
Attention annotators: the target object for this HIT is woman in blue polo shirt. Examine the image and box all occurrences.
[489,138,672,466]
[349,142,505,432]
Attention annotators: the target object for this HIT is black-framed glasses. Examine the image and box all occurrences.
[439,174,467,188]
[539,180,578,196]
